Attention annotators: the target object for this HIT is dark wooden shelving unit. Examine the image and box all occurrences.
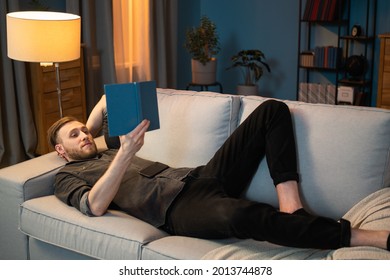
[297,0,377,106]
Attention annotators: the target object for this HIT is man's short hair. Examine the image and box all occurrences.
[47,116,79,148]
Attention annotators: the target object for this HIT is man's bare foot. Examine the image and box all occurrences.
[276,180,303,214]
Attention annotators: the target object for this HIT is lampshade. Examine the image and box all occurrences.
[6,11,81,63]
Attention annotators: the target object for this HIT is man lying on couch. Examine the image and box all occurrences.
[48,98,390,251]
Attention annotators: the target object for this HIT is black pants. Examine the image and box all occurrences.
[165,100,351,249]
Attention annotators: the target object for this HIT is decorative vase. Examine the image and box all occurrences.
[237,84,258,96]
[191,58,217,84]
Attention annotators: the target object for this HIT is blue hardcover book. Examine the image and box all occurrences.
[104,80,160,136]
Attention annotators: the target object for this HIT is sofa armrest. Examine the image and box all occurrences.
[0,152,65,200]
[0,151,65,259]
[0,136,106,259]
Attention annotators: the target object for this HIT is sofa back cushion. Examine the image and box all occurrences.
[240,96,390,219]
[137,89,240,168]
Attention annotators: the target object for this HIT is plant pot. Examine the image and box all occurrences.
[237,84,258,96]
[191,58,217,84]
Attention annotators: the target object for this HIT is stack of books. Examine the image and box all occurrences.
[300,46,341,69]
[313,46,341,69]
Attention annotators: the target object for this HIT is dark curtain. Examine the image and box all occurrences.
[67,0,178,110]
[0,0,177,167]
[151,0,178,88]
[0,0,37,168]
[66,0,117,114]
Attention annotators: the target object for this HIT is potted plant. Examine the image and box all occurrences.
[227,49,271,95]
[184,16,220,84]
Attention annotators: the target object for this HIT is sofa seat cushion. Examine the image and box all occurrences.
[20,195,169,259]
[141,236,239,260]
[240,96,390,219]
[137,89,240,168]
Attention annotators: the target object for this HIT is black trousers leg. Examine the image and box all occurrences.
[166,176,351,249]
[165,100,351,249]
[198,99,299,197]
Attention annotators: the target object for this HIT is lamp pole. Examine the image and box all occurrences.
[54,63,63,118]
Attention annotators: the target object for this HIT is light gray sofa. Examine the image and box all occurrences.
[1,88,390,260]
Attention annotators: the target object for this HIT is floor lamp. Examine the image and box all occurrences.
[6,11,81,118]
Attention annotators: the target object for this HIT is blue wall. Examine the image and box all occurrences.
[178,0,390,106]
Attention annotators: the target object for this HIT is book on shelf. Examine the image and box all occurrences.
[300,51,315,67]
[326,84,336,104]
[318,83,327,104]
[302,0,342,21]
[298,82,308,102]
[312,46,341,68]
[104,80,160,137]
[308,83,319,103]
